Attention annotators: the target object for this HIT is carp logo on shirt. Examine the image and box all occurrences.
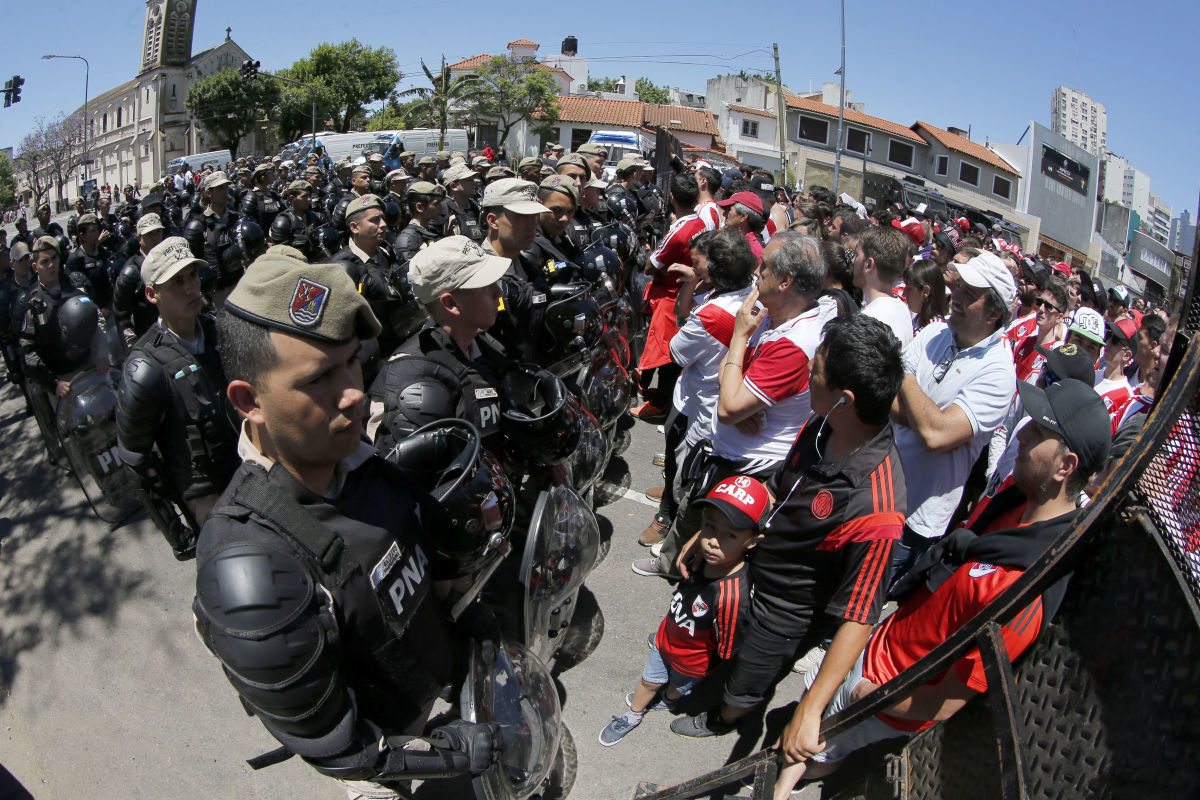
[811,489,834,520]
[289,278,329,327]
[969,563,998,578]
[692,597,709,617]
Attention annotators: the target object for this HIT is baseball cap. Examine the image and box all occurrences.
[1108,285,1131,306]
[953,251,1017,312]
[584,177,609,191]
[367,152,384,163]
[550,143,565,152]
[399,151,415,159]
[1107,316,1137,345]
[136,213,165,236]
[691,475,771,530]
[576,142,607,157]
[470,156,491,167]
[9,242,31,262]
[443,164,476,184]
[436,150,450,160]
[224,251,381,344]
[1051,261,1071,279]
[140,194,164,211]
[555,153,589,171]
[284,180,311,197]
[1016,378,1111,476]
[141,236,205,287]
[1068,307,1106,346]
[345,194,385,220]
[481,178,551,215]
[894,217,925,247]
[253,163,275,177]
[408,236,512,305]
[351,164,372,176]
[717,190,764,216]
[539,174,579,204]
[615,156,643,173]
[1035,342,1095,385]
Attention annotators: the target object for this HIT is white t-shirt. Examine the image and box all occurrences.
[894,322,1017,539]
[671,285,754,445]
[710,296,837,464]
[862,294,915,348]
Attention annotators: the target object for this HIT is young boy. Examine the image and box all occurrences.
[600,475,771,746]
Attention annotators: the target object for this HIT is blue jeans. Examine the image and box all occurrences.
[642,642,701,695]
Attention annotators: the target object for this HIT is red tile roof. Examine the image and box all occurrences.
[784,92,925,145]
[507,39,539,49]
[537,63,573,82]
[447,53,491,70]
[911,121,1019,176]
[643,104,719,136]
[727,104,777,119]
[549,96,646,127]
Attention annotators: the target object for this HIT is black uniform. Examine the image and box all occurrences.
[112,252,158,344]
[369,326,509,456]
[193,453,464,780]
[393,221,438,263]
[268,207,322,259]
[31,221,65,241]
[11,275,98,393]
[240,187,283,230]
[184,206,240,287]
[66,244,114,308]
[331,244,427,363]
[442,197,484,243]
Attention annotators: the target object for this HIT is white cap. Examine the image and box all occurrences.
[953,251,1016,314]
[141,237,205,287]
[481,178,550,215]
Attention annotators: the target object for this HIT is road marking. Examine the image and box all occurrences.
[598,482,659,508]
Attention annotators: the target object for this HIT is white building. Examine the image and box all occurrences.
[1149,192,1173,245]
[1171,209,1196,254]
[1051,86,1107,157]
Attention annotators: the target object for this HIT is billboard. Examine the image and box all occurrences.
[1040,145,1090,195]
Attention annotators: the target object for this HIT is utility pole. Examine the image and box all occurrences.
[832,0,846,195]
[773,43,788,187]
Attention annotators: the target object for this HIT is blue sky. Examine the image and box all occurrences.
[4,0,1197,221]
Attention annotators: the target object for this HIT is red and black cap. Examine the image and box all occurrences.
[692,475,771,530]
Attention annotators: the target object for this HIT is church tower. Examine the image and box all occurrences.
[141,0,197,73]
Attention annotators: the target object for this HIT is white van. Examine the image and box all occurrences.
[370,129,470,171]
[587,131,651,180]
[161,149,232,179]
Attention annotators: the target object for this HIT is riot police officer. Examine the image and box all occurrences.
[193,254,496,796]
[414,155,439,183]
[331,164,375,237]
[441,164,484,243]
[66,198,88,239]
[268,180,322,260]
[183,171,241,288]
[368,235,512,455]
[240,162,283,230]
[575,142,608,180]
[65,213,116,310]
[1,242,37,404]
[229,167,252,212]
[398,150,417,175]
[394,181,445,262]
[113,213,168,346]
[366,151,387,195]
[116,185,140,222]
[331,195,424,368]
[30,203,65,241]
[517,157,543,184]
[116,237,238,559]
[526,175,583,268]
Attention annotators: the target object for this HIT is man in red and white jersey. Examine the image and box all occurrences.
[693,163,724,232]
[1095,316,1138,434]
[716,190,765,266]
[1009,277,1067,383]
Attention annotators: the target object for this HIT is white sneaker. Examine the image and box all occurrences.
[791,644,828,677]
[650,540,663,558]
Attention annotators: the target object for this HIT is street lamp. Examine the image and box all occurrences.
[42,54,90,186]
[831,0,846,195]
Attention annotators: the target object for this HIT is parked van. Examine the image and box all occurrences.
[587,131,651,180]
[369,129,470,171]
[160,149,232,179]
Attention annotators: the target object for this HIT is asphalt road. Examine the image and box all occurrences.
[0,295,820,800]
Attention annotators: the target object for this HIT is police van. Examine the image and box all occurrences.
[587,131,651,180]
[367,129,470,172]
[160,149,232,180]
[281,132,384,166]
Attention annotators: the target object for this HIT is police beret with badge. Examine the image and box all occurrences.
[556,153,589,170]
[351,163,372,176]
[443,164,477,184]
[409,236,512,305]
[141,236,205,287]
[32,235,60,254]
[284,180,311,197]
[482,178,551,215]
[224,251,381,344]
[539,174,579,204]
[345,194,385,220]
[367,152,384,163]
[136,213,165,236]
[576,142,607,158]
[76,213,99,228]
[486,165,516,180]
[385,168,411,184]
[407,181,446,198]
[518,156,543,171]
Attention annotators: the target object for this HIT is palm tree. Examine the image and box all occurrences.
[399,57,484,149]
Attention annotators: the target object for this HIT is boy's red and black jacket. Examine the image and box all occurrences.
[751,417,908,639]
[656,569,752,678]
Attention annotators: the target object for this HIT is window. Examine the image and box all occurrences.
[935,154,949,176]
[102,113,108,132]
[569,128,592,152]
[845,128,869,154]
[993,175,1012,199]
[887,140,914,168]
[798,116,828,144]
[959,162,980,186]
[742,119,759,138]
[116,107,122,127]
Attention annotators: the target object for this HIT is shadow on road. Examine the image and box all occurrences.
[0,386,153,704]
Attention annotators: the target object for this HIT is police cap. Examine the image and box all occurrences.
[345,194,385,220]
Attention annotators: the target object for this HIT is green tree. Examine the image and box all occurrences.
[365,100,416,132]
[185,67,280,159]
[279,40,402,136]
[635,77,670,105]
[399,58,484,148]
[587,76,620,93]
[0,153,17,209]
[472,56,561,148]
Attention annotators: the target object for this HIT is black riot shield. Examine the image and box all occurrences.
[461,638,570,800]
[56,370,140,523]
[519,483,601,664]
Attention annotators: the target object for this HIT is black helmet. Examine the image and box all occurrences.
[385,419,515,577]
[499,365,582,470]
[591,221,634,264]
[542,282,603,366]
[236,218,267,263]
[577,347,632,429]
[55,234,72,259]
[581,241,623,291]
[382,194,402,230]
[268,212,294,246]
[606,193,638,226]
[309,223,342,259]
[331,195,351,233]
[57,295,100,368]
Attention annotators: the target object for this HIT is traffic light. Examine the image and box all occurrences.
[2,77,10,108]
[239,60,260,80]
[10,75,23,104]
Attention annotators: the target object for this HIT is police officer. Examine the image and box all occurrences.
[116,237,238,559]
[398,150,416,175]
[1,242,37,403]
[414,155,439,183]
[113,213,167,346]
[229,167,253,212]
[12,236,105,405]
[268,180,322,259]
[95,195,120,234]
[368,236,511,455]
[31,203,65,241]
[302,165,332,224]
[11,215,33,249]
[576,176,612,235]
[394,181,446,262]
[332,194,424,368]
[367,152,387,195]
[66,198,88,239]
[441,164,484,243]
[517,157,543,184]
[331,164,375,236]
[382,168,410,239]
[575,142,608,180]
[193,254,496,796]
[116,185,140,222]
[65,213,116,310]
[240,162,283,230]
[526,175,583,269]
[183,171,241,288]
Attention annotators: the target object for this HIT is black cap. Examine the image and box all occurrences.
[1035,343,1096,385]
[1017,378,1111,476]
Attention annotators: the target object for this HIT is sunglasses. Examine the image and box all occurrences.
[932,345,961,383]
[1036,297,1064,313]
